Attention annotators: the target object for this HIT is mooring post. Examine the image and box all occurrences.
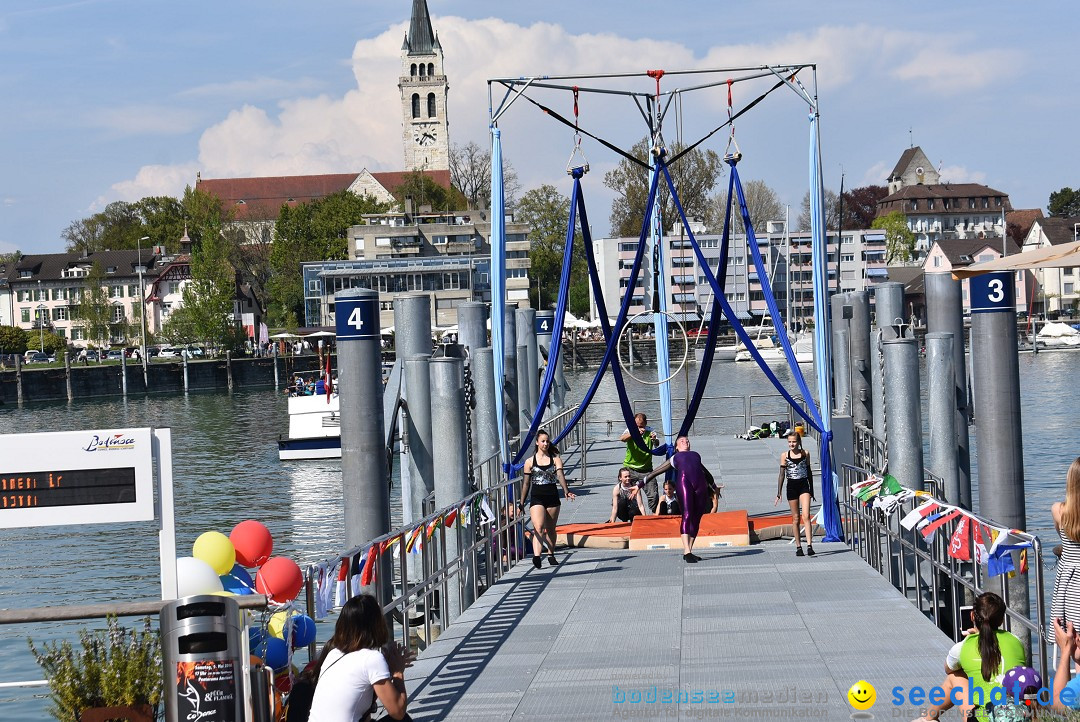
[15,355,23,406]
[830,292,851,414]
[64,349,73,402]
[875,282,907,341]
[848,291,872,429]
[403,354,433,581]
[535,310,554,415]
[120,349,128,397]
[503,308,519,442]
[869,329,885,439]
[430,356,474,621]
[226,350,233,391]
[458,301,488,359]
[182,352,189,393]
[471,348,499,487]
[395,293,433,358]
[882,336,924,490]
[926,332,960,505]
[516,308,538,417]
[969,271,1028,638]
[273,345,279,390]
[394,293,433,538]
[924,272,972,508]
[336,288,392,601]
[516,343,531,434]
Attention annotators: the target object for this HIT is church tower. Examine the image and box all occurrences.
[399,0,450,172]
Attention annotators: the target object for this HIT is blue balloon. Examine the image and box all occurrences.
[220,564,255,595]
[264,637,289,671]
[248,627,267,656]
[287,615,316,648]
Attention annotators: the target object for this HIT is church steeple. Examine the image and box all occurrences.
[398,0,449,172]
[406,0,436,55]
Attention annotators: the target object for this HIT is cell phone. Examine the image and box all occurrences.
[959,605,974,631]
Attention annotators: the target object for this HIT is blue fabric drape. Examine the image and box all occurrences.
[648,162,674,448]
[490,127,508,466]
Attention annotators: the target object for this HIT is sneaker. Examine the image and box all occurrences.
[795,547,805,557]
[683,553,699,563]
[689,553,702,562]
[547,555,560,567]
[532,556,542,570]
[807,545,816,557]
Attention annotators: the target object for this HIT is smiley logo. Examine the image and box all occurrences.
[847,680,876,710]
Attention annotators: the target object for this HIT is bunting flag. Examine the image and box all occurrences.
[988,537,1032,578]
[901,501,940,531]
[335,555,351,607]
[350,551,366,596]
[325,353,333,403]
[1019,548,1028,575]
[359,546,378,586]
[405,526,424,554]
[948,515,971,561]
[921,509,961,542]
[880,474,903,496]
[443,507,459,528]
[973,523,989,565]
[851,475,881,495]
[988,550,1015,578]
[479,497,496,525]
[426,517,442,539]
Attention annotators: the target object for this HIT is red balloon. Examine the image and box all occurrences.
[231,520,273,567]
[255,557,303,603]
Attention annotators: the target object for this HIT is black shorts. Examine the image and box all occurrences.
[786,478,812,501]
[530,484,561,508]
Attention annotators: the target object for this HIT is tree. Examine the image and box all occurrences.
[268,191,389,326]
[839,185,889,229]
[873,211,916,263]
[74,262,114,348]
[797,189,841,232]
[449,141,521,210]
[61,190,221,255]
[391,171,467,213]
[182,213,239,350]
[0,325,28,356]
[705,179,784,235]
[515,185,590,317]
[604,140,723,238]
[1048,187,1080,217]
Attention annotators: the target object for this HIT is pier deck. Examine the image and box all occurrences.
[404,435,954,720]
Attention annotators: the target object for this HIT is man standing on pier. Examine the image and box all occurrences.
[621,413,659,510]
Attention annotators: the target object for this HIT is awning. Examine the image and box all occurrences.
[866,268,889,278]
[703,309,751,321]
[952,238,1080,279]
[670,312,701,323]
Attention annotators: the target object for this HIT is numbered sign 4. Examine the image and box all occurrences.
[335,296,380,340]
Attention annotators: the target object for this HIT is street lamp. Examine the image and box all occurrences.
[136,236,149,381]
[36,304,46,352]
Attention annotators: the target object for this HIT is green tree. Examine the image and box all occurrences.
[268,191,388,326]
[706,179,785,235]
[604,139,723,239]
[0,325,28,355]
[74,262,113,347]
[516,185,589,317]
[1048,187,1080,217]
[392,171,467,212]
[872,210,916,263]
[183,212,239,350]
[158,305,198,346]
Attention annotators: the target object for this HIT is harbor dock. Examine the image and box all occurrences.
[404,435,955,720]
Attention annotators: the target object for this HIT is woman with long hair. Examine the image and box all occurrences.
[774,431,815,557]
[915,592,1024,721]
[1052,457,1080,660]
[305,594,415,722]
[520,430,576,569]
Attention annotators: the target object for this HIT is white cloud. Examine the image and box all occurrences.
[860,160,892,188]
[2,197,15,207]
[110,18,1016,207]
[178,76,325,101]
[107,161,201,203]
[0,238,18,254]
[87,105,202,135]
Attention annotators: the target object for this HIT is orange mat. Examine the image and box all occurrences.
[556,522,632,549]
[628,511,749,550]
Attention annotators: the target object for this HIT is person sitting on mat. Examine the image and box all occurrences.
[774,431,815,557]
[644,436,713,564]
[655,479,681,516]
[609,467,646,523]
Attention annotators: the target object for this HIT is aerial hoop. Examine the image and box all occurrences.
[618,310,689,386]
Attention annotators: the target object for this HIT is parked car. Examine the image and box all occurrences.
[27,352,50,364]
[146,347,160,358]
[81,349,101,362]
[106,349,124,361]
[158,347,183,357]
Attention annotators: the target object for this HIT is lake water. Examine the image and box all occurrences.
[0,351,1075,719]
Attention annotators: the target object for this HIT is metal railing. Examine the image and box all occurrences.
[301,403,587,656]
[839,462,1048,682]
[589,393,814,438]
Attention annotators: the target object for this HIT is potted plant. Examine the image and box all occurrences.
[29,616,161,722]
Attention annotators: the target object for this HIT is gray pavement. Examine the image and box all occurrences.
[405,434,955,720]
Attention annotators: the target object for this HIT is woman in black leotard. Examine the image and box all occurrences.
[774,431,815,557]
[520,430,576,569]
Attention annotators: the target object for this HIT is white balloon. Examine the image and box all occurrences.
[176,556,225,598]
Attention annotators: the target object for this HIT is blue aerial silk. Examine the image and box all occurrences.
[490,127,508,467]
[648,161,674,449]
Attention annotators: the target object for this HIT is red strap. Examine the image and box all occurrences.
[646,69,665,97]
[572,86,579,129]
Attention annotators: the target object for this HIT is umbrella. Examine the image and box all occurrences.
[303,331,336,338]
[269,332,299,340]
[381,326,395,336]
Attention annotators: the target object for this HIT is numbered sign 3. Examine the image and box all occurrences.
[969,271,1014,314]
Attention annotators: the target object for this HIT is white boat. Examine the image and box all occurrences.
[278,392,341,460]
[1035,322,1080,348]
[734,336,813,364]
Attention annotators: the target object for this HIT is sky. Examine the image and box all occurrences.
[1,0,1074,255]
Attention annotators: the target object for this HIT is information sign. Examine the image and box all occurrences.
[0,428,155,529]
[969,271,1015,314]
[535,316,553,335]
[335,296,379,340]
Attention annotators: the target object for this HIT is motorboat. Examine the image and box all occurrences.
[1035,321,1080,348]
[278,392,341,460]
[734,336,813,364]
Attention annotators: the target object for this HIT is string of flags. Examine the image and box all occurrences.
[310,491,502,618]
[851,473,1034,578]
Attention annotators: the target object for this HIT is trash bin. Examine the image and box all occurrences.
[160,594,248,722]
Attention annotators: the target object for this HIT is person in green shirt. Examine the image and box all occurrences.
[621,413,659,510]
[915,592,1025,721]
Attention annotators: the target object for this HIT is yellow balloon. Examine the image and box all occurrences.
[268,609,300,639]
[210,591,236,597]
[193,531,236,576]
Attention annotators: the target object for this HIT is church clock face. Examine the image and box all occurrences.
[414,123,437,147]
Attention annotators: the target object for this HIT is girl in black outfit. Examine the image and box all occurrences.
[520,430,576,568]
[774,431,815,557]
[655,480,681,516]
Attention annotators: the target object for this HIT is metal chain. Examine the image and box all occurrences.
[463,360,476,489]
[877,332,888,475]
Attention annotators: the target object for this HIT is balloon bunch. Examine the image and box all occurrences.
[176,519,317,681]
